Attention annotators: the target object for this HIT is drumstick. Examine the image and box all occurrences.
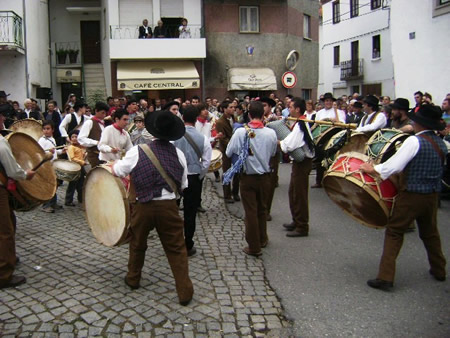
[286,117,357,130]
[32,153,54,171]
[44,145,66,151]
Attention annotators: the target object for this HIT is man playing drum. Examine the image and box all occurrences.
[361,104,448,290]
[112,110,193,306]
[0,107,35,289]
[98,109,133,162]
[355,95,387,133]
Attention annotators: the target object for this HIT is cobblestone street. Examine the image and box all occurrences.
[0,179,292,337]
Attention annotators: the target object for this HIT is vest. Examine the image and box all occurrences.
[68,113,84,134]
[360,111,380,126]
[173,127,204,175]
[87,119,103,155]
[405,132,447,193]
[131,140,184,202]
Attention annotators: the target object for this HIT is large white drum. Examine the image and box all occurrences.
[53,159,81,181]
[208,149,223,172]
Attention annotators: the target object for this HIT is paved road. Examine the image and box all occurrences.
[212,164,450,337]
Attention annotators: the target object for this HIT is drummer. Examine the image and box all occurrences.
[360,104,447,290]
[112,110,193,306]
[355,95,386,133]
[389,98,414,134]
[0,107,35,289]
[98,109,133,162]
[59,101,87,144]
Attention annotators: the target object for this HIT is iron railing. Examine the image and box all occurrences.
[0,11,24,49]
[110,24,204,39]
[340,59,364,81]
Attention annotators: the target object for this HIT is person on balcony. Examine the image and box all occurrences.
[153,20,167,38]
[138,19,152,39]
[179,18,191,39]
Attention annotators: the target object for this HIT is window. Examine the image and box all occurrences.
[240,6,259,33]
[350,0,359,18]
[372,35,381,58]
[371,0,382,10]
[440,0,450,4]
[302,89,312,101]
[303,15,311,39]
[433,0,450,17]
[332,1,340,24]
[333,46,340,66]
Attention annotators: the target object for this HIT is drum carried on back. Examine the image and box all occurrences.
[6,132,57,211]
[266,119,306,162]
[10,118,43,141]
[83,165,132,247]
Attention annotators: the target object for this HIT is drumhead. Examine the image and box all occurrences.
[365,129,409,163]
[10,119,43,141]
[53,159,81,171]
[83,166,130,247]
[7,132,56,202]
[211,149,222,162]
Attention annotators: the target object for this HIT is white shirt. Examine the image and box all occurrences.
[356,112,387,132]
[98,125,133,162]
[24,109,32,118]
[280,121,315,159]
[59,113,85,138]
[38,136,62,161]
[316,108,346,122]
[195,120,215,143]
[373,131,430,180]
[113,144,188,200]
[78,119,105,148]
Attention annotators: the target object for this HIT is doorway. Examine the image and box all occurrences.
[81,21,101,63]
[61,83,83,107]
[351,40,359,76]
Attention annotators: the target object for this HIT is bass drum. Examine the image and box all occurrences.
[10,118,43,141]
[6,132,57,211]
[364,129,409,164]
[311,124,343,159]
[83,165,132,247]
[208,149,223,172]
[323,152,397,229]
[53,159,81,182]
[323,130,369,167]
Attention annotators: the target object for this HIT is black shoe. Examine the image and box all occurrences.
[367,278,393,291]
[429,269,446,281]
[282,222,295,231]
[65,202,76,207]
[286,230,308,237]
[54,204,64,210]
[179,297,192,306]
[16,256,20,265]
[267,214,272,221]
[187,247,197,257]
[124,276,139,290]
[197,206,206,213]
[224,198,234,204]
[233,195,241,202]
[0,275,26,289]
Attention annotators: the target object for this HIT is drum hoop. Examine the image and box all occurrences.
[315,127,342,146]
[53,159,82,171]
[364,129,408,162]
[83,166,131,247]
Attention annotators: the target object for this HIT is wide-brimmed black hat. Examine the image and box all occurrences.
[145,110,185,141]
[0,103,14,116]
[407,104,445,131]
[363,95,380,108]
[163,101,180,111]
[260,97,276,107]
[353,101,363,109]
[323,92,336,101]
[74,101,88,111]
[0,91,10,98]
[390,98,410,111]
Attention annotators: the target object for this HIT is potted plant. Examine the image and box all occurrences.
[56,49,67,64]
[68,49,79,64]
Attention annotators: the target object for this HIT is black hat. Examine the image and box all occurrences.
[145,110,185,141]
[323,92,336,101]
[353,101,363,109]
[0,91,10,98]
[390,98,410,111]
[260,97,276,107]
[363,95,380,108]
[407,104,445,131]
[0,103,14,116]
[74,101,88,111]
[163,101,180,111]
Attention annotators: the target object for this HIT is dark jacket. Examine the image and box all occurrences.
[138,26,152,39]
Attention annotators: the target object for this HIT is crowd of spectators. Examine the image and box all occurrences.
[138,18,191,39]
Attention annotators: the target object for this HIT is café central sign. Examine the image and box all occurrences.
[118,79,200,91]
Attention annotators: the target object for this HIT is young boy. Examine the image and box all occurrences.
[38,120,63,213]
[65,130,86,206]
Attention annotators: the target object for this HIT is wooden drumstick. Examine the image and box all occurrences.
[32,152,54,171]
[286,117,357,129]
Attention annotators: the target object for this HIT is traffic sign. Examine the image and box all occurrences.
[281,72,297,89]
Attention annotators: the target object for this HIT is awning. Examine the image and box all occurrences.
[117,61,200,91]
[227,68,277,91]
[56,69,81,83]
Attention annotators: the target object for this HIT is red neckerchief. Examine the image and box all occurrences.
[113,123,124,135]
[248,120,264,129]
[92,117,105,126]
[197,117,207,124]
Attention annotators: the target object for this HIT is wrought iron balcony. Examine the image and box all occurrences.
[340,59,364,81]
[0,11,24,53]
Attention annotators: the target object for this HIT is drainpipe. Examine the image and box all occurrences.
[23,0,30,98]
[47,0,53,100]
[201,0,205,100]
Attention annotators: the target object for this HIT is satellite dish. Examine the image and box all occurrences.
[286,50,300,71]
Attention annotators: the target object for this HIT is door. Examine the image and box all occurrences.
[351,40,359,76]
[81,21,101,64]
[61,83,83,108]
[362,83,382,97]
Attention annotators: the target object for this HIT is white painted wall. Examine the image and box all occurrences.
[101,0,112,96]
[390,0,450,104]
[319,0,394,97]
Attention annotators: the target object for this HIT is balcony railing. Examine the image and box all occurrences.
[0,11,24,51]
[340,59,364,81]
[110,24,204,39]
[55,41,81,65]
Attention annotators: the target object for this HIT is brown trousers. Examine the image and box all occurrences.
[87,150,100,168]
[289,158,313,233]
[222,154,240,199]
[127,199,193,303]
[0,187,17,286]
[267,153,280,214]
[377,191,446,282]
[240,173,271,253]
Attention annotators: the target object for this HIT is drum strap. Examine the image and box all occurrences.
[139,144,180,197]
[184,132,202,160]
[0,171,28,206]
[418,134,445,165]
